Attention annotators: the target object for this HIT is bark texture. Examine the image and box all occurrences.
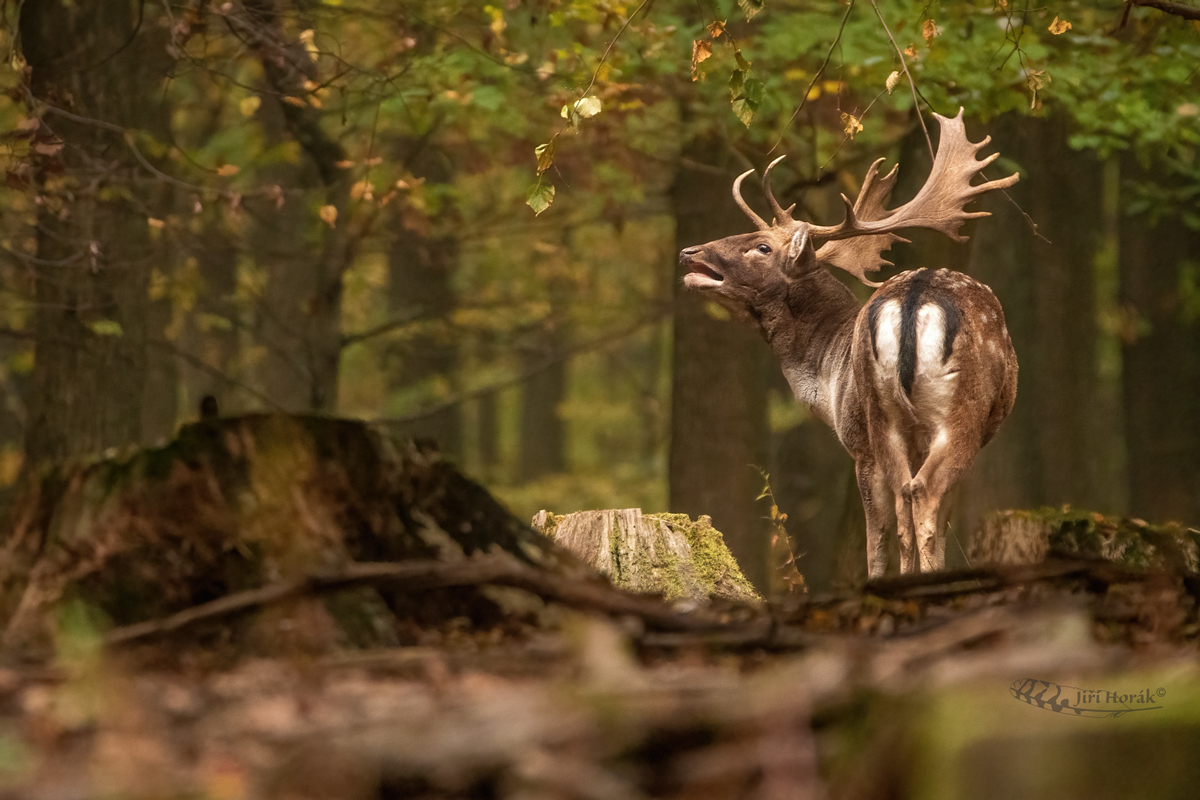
[532,508,760,603]
[20,0,171,465]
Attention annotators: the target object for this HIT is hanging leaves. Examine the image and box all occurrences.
[922,19,940,45]
[1048,16,1072,35]
[88,320,123,337]
[319,204,338,227]
[886,70,901,94]
[216,164,240,177]
[729,51,764,128]
[691,39,713,81]
[841,111,864,139]
[526,182,555,215]
[535,142,555,175]
[1026,68,1050,109]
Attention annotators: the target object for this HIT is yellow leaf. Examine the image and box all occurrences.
[239,96,261,116]
[535,141,555,174]
[319,205,337,227]
[1048,16,1071,35]
[841,111,864,139]
[706,20,726,38]
[283,96,307,107]
[691,39,713,81]
[216,164,239,176]
[335,160,355,169]
[904,43,919,58]
[1177,103,1199,117]
[575,96,602,117]
[922,19,940,44]
[886,70,901,94]
[821,80,840,94]
[806,85,821,101]
[299,29,315,44]
[147,217,165,229]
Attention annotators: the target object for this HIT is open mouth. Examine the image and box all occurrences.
[681,260,724,289]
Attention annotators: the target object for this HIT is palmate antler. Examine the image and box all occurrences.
[732,108,1020,287]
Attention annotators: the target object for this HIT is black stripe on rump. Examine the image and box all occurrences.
[898,269,933,396]
[898,270,963,395]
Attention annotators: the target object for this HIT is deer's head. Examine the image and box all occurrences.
[680,109,1020,315]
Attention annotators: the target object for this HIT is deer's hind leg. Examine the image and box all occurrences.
[907,422,984,572]
[856,459,895,580]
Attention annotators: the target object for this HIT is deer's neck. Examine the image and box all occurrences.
[757,269,861,432]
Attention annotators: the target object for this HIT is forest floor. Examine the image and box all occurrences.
[1,416,1198,800]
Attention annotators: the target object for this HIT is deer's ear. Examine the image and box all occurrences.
[785,227,819,278]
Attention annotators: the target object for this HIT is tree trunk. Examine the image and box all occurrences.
[243,0,353,413]
[669,136,771,590]
[20,0,171,466]
[1119,156,1200,526]
[956,114,1124,551]
[384,144,462,458]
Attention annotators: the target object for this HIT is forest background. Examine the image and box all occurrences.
[1,0,1198,592]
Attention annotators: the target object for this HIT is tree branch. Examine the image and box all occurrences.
[104,552,731,646]
[1130,0,1200,21]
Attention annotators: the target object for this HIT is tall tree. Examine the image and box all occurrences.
[19,0,172,465]
[669,133,771,589]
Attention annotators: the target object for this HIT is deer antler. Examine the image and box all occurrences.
[732,168,770,231]
[810,108,1019,247]
[814,158,908,287]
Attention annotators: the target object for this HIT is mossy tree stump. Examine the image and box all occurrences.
[532,509,760,604]
[970,508,1200,571]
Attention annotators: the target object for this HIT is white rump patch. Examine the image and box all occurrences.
[873,300,902,370]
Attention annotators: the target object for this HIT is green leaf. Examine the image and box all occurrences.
[89,319,123,337]
[730,71,764,128]
[526,182,555,215]
[737,0,764,21]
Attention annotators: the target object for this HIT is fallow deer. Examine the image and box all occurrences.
[679,109,1019,578]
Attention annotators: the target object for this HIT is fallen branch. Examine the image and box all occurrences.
[104,553,736,646]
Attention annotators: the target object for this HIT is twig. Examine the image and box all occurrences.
[869,0,934,162]
[104,553,731,645]
[768,0,855,156]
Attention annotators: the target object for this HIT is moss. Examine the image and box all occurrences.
[647,513,760,602]
[1004,506,1199,572]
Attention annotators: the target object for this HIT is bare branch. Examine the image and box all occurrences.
[104,552,731,646]
[1130,0,1200,21]
[870,0,934,163]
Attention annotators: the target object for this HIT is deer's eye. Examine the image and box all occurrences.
[756,244,772,254]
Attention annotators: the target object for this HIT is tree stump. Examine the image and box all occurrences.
[969,508,1200,571]
[0,414,589,658]
[532,509,760,604]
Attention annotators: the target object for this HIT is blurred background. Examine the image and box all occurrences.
[1,0,1198,593]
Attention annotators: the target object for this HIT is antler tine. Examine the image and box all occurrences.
[732,168,770,231]
[810,107,1020,246]
[762,155,795,225]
